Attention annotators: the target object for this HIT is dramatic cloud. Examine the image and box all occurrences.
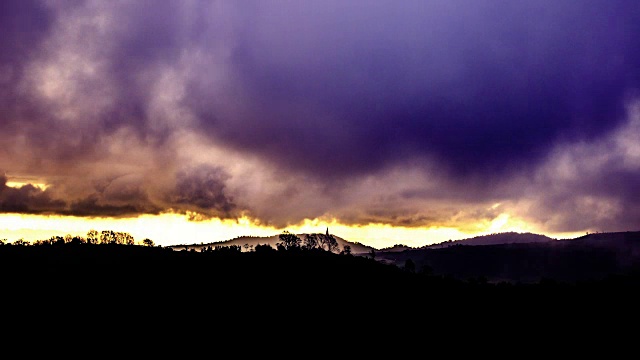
[170,165,235,218]
[509,102,640,233]
[1,0,640,234]
[0,175,65,214]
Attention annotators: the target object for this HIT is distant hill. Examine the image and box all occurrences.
[167,233,375,254]
[567,231,640,248]
[375,231,640,283]
[424,232,555,248]
[378,244,414,252]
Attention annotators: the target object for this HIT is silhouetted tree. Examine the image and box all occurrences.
[341,245,352,255]
[119,232,128,245]
[319,234,339,253]
[100,230,117,244]
[49,236,64,245]
[214,245,242,253]
[369,249,376,260]
[99,231,135,245]
[303,234,319,250]
[69,236,86,245]
[142,238,155,247]
[255,243,275,253]
[87,230,99,244]
[117,232,135,245]
[278,231,302,250]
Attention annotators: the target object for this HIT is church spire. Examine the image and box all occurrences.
[326,227,329,236]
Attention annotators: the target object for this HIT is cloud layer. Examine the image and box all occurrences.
[1,0,639,233]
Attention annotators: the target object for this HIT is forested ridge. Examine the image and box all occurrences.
[3,232,640,318]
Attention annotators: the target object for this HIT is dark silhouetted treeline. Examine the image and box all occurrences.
[3,230,640,329]
[375,231,640,284]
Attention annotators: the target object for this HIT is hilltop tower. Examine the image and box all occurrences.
[326,227,329,236]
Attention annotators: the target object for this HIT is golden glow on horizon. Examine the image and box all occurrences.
[6,181,50,191]
[0,212,586,249]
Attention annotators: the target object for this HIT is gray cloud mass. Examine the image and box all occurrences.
[1,0,639,233]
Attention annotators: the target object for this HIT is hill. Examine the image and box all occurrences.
[167,232,375,254]
[373,232,555,253]
[425,231,555,248]
[375,231,640,283]
[378,244,414,252]
[2,238,640,327]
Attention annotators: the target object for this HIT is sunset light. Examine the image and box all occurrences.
[2,1,639,325]
[1,0,638,248]
[0,211,584,249]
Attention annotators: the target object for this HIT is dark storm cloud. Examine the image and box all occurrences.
[199,0,640,178]
[0,0,52,71]
[0,175,65,214]
[169,165,236,217]
[1,0,640,233]
[0,166,232,218]
[523,169,640,233]
[68,194,156,217]
[515,120,640,233]
[0,173,160,217]
[65,173,163,217]
[0,0,53,135]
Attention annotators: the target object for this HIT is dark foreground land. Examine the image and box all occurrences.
[377,231,640,284]
[2,242,639,334]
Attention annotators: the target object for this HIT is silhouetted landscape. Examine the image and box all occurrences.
[169,230,376,254]
[4,230,640,321]
[5,1,640,336]
[375,231,640,283]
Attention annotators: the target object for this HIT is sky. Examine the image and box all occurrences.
[1,0,640,248]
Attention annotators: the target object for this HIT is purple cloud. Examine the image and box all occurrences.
[1,0,639,233]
